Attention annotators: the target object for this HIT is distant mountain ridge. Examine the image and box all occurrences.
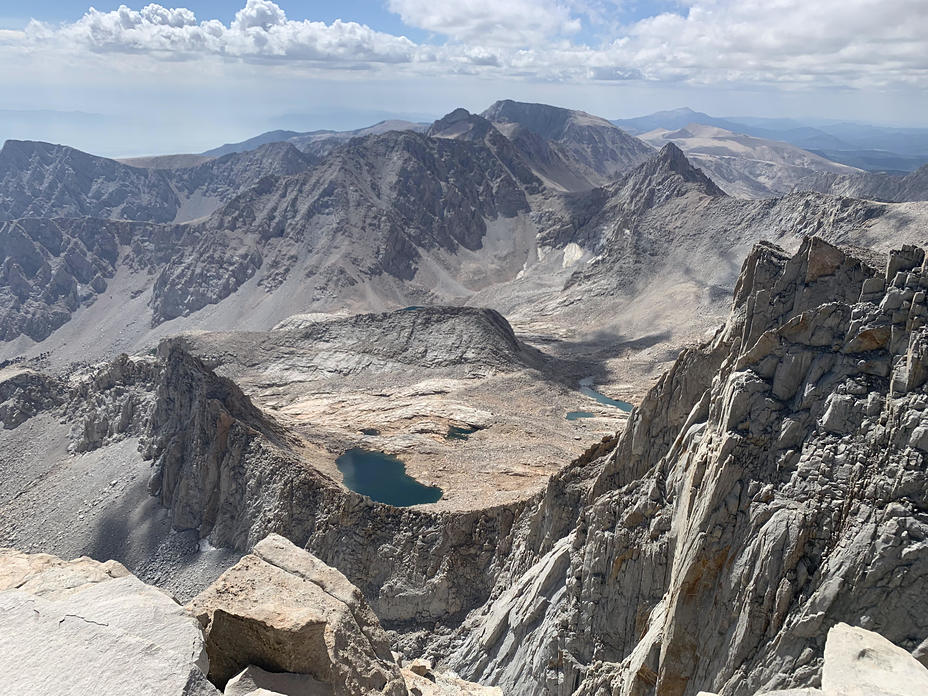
[794,163,928,202]
[202,120,429,158]
[614,107,928,172]
[639,122,862,198]
[0,139,316,225]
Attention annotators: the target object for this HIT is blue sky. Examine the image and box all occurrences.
[0,0,925,156]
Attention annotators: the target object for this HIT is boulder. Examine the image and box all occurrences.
[408,658,435,679]
[822,623,928,696]
[0,548,217,696]
[187,533,406,695]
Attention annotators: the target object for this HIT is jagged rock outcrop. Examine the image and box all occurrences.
[0,547,218,695]
[0,366,60,428]
[66,353,161,452]
[434,237,928,696]
[188,534,407,694]
[0,216,183,341]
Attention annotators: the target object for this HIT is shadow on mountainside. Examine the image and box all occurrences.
[524,327,673,388]
[82,474,239,601]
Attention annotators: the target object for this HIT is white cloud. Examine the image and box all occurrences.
[386,0,581,45]
[3,0,927,90]
[22,0,417,64]
[231,0,286,31]
[603,0,928,88]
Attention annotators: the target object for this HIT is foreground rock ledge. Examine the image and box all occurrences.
[0,547,218,696]
[0,542,495,696]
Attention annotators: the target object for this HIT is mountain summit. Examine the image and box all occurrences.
[481,99,654,188]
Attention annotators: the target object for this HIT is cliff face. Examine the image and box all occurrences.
[437,237,928,696]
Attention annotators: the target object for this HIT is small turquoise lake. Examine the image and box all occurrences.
[579,385,634,412]
[446,425,478,440]
[336,448,442,506]
[567,379,634,419]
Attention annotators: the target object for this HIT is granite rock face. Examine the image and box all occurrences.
[698,623,928,696]
[0,548,218,696]
[224,664,333,696]
[0,544,497,696]
[435,237,928,696]
[821,623,928,696]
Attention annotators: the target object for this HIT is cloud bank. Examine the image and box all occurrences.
[5,0,928,89]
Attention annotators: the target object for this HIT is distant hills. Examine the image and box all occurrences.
[614,106,928,172]
[202,120,429,158]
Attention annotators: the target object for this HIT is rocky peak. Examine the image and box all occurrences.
[481,99,654,186]
[606,142,726,206]
[428,108,475,134]
[482,99,579,140]
[427,108,503,144]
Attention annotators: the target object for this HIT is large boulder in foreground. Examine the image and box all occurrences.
[187,533,407,695]
[822,623,928,696]
[0,548,217,696]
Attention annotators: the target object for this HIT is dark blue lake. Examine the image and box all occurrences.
[336,448,443,506]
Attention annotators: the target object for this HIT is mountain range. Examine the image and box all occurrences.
[2,101,927,393]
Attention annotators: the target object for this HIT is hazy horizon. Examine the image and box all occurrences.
[1,0,927,156]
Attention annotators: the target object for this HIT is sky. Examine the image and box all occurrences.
[0,0,926,156]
